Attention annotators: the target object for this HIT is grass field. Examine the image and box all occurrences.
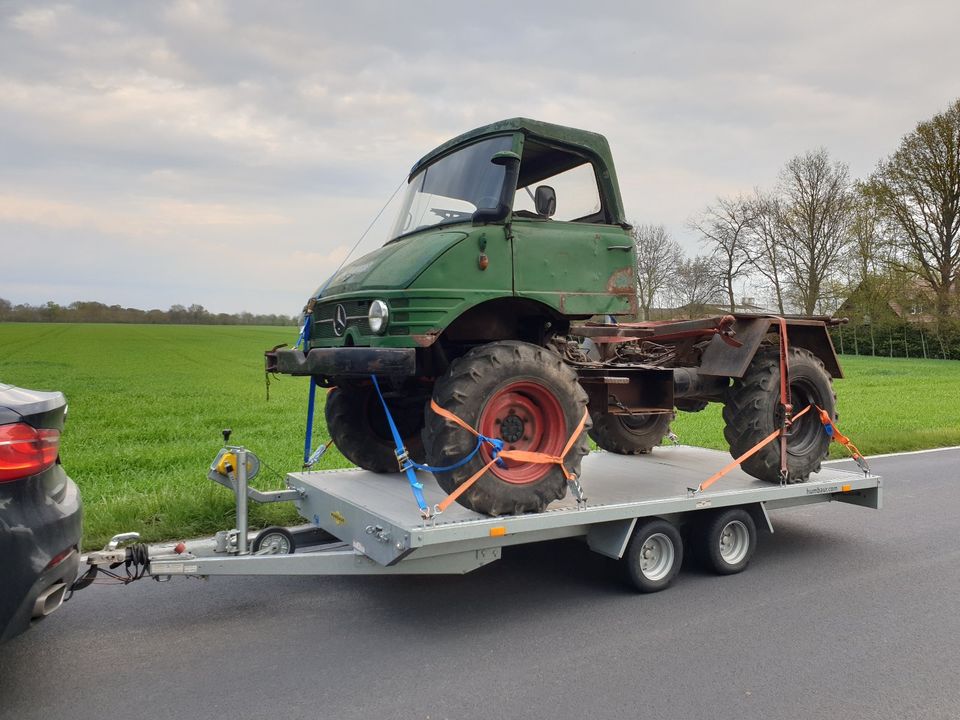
[2,322,958,549]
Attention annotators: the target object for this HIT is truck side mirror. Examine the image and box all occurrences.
[535,185,556,217]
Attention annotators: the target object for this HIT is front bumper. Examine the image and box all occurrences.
[266,347,417,378]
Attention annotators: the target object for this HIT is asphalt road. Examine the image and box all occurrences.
[2,448,959,720]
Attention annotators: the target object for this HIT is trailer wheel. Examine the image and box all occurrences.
[325,384,426,474]
[423,340,590,516]
[723,346,835,483]
[624,518,683,592]
[252,526,296,555]
[698,508,756,575]
[589,411,673,455]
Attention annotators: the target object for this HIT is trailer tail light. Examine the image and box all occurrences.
[0,423,60,482]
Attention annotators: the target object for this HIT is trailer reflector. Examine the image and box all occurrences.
[841,484,852,492]
[489,526,507,537]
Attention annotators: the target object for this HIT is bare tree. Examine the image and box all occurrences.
[690,195,755,312]
[744,190,787,313]
[867,98,960,319]
[847,182,894,284]
[836,182,903,323]
[775,148,854,315]
[633,223,683,320]
[669,254,724,318]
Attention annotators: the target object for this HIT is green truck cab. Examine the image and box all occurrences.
[274,118,635,365]
[268,119,843,518]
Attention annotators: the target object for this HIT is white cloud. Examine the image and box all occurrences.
[9,5,59,35]
[2,0,960,313]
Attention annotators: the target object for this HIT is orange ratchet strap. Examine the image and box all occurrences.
[816,406,871,474]
[693,404,813,494]
[692,403,871,494]
[773,316,792,481]
[429,399,590,515]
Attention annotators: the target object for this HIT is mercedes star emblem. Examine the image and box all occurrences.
[333,304,348,337]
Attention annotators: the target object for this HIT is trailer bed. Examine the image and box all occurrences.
[148,446,881,579]
[294,445,880,563]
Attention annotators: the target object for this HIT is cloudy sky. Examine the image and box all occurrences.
[2,1,959,315]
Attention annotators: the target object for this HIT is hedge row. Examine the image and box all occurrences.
[829,322,960,360]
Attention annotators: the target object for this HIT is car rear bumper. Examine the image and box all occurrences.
[265,347,417,378]
[0,465,83,643]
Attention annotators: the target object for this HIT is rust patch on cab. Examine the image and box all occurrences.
[607,266,634,295]
[412,331,440,347]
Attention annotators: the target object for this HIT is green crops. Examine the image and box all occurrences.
[1,323,958,548]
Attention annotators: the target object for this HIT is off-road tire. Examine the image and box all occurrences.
[723,346,836,483]
[675,398,709,413]
[589,412,673,455]
[325,384,426,474]
[423,340,590,516]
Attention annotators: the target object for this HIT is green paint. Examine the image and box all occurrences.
[306,119,637,350]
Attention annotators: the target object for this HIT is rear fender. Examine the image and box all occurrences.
[698,317,842,379]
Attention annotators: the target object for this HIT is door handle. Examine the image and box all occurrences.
[607,245,633,251]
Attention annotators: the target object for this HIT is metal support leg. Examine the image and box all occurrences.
[236,448,249,555]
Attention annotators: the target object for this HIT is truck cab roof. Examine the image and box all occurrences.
[409,118,628,226]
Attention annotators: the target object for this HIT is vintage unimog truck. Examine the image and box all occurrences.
[267,118,842,517]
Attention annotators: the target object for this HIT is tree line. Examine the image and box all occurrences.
[633,98,960,360]
[0,299,296,326]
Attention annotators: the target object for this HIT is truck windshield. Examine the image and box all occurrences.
[390,135,512,240]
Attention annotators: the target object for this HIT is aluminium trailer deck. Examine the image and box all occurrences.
[148,446,881,581]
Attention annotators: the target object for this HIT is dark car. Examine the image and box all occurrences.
[0,384,82,643]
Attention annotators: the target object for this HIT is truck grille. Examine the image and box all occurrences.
[311,300,372,339]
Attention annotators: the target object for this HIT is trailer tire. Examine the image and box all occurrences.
[589,412,673,455]
[423,340,590,516]
[723,346,835,483]
[624,518,683,592]
[698,508,756,575]
[325,384,426,474]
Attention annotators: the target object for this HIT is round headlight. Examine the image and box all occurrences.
[368,300,389,334]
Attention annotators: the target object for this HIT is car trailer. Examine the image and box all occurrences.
[82,443,881,593]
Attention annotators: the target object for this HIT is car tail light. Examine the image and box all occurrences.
[44,546,75,570]
[0,423,60,482]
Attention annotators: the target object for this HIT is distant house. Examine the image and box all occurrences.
[837,278,941,325]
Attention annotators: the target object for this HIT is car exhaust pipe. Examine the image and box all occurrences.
[32,583,67,619]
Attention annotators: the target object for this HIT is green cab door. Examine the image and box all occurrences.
[509,138,636,317]
[511,219,636,316]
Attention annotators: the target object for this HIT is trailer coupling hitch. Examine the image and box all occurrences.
[70,533,158,596]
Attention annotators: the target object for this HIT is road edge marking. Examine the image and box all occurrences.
[823,445,960,463]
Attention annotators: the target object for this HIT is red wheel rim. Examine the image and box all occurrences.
[477,381,567,484]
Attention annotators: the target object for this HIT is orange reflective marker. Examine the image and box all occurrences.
[489,527,507,537]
